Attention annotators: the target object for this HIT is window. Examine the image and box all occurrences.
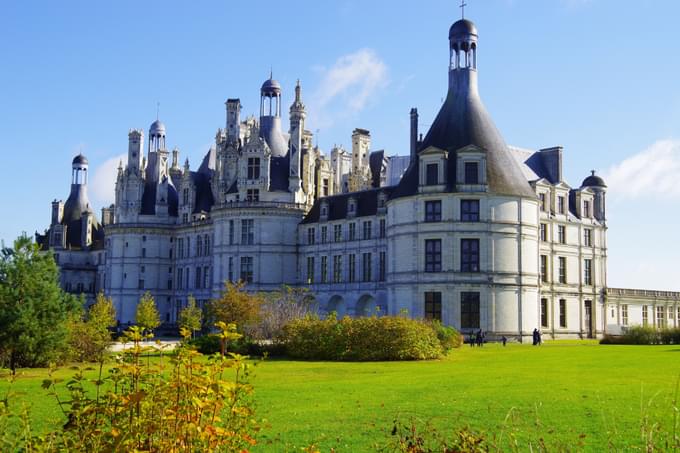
[464,161,479,184]
[425,200,442,222]
[322,178,329,197]
[307,227,316,245]
[461,239,480,272]
[425,292,442,321]
[182,213,189,224]
[583,200,591,218]
[228,257,233,282]
[183,188,189,204]
[247,158,260,179]
[204,266,210,288]
[656,306,665,328]
[334,224,342,242]
[540,255,548,283]
[142,235,147,242]
[461,200,480,222]
[167,279,173,290]
[379,251,386,281]
[461,292,480,329]
[333,255,343,283]
[306,256,315,284]
[138,279,144,290]
[348,201,356,214]
[379,219,386,238]
[348,254,356,282]
[558,257,567,284]
[541,298,549,328]
[557,196,565,215]
[196,235,202,257]
[425,239,442,273]
[204,235,210,255]
[246,189,259,202]
[321,226,328,243]
[141,265,145,273]
[584,229,592,247]
[321,256,328,283]
[537,223,546,242]
[559,299,567,328]
[642,305,648,326]
[584,259,592,286]
[177,268,183,290]
[186,238,191,257]
[241,219,254,245]
[539,193,547,212]
[426,163,439,185]
[670,306,676,322]
[142,248,146,258]
[195,267,201,289]
[349,223,356,241]
[621,304,628,326]
[362,221,372,240]
[229,220,234,245]
[240,256,253,283]
[558,225,566,244]
[362,252,372,282]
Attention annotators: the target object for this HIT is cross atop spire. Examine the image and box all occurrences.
[460,0,468,19]
[156,102,160,121]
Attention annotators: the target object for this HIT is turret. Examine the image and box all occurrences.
[225,98,241,143]
[259,74,287,157]
[127,129,144,174]
[289,80,306,193]
[349,128,371,192]
[582,171,607,222]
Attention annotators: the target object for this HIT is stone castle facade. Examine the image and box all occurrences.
[37,16,680,340]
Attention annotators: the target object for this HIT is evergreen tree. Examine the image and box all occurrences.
[179,295,202,339]
[0,235,80,373]
[136,291,160,337]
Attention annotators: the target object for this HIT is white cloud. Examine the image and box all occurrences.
[90,154,126,208]
[309,49,388,128]
[604,139,680,200]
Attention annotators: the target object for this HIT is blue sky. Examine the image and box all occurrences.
[1,0,679,289]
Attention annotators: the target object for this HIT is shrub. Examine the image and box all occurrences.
[430,320,464,352]
[281,315,445,361]
[188,333,287,357]
[207,281,263,335]
[600,326,680,345]
[248,285,317,341]
[67,292,116,362]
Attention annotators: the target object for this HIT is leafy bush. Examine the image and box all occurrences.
[600,326,680,345]
[207,281,264,335]
[281,315,445,361]
[430,320,464,352]
[188,334,287,357]
[67,292,116,362]
[1,324,259,452]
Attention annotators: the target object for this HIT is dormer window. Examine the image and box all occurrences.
[426,164,439,185]
[539,193,547,212]
[583,200,591,218]
[464,162,479,184]
[247,158,260,180]
[557,196,565,215]
[320,201,329,221]
[347,197,357,217]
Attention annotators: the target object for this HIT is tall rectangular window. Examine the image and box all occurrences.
[246,189,259,202]
[362,252,372,282]
[461,200,480,222]
[240,256,253,283]
[642,305,648,326]
[540,255,548,283]
[541,298,549,328]
[656,306,665,328]
[621,304,628,326]
[204,235,210,255]
[461,292,480,329]
[333,255,343,283]
[425,292,442,321]
[559,299,567,328]
[321,256,328,283]
[379,219,386,238]
[195,267,202,289]
[379,251,386,281]
[461,239,480,272]
[348,223,356,241]
[425,200,442,222]
[306,256,315,284]
[228,257,233,282]
[178,238,184,259]
[464,161,479,184]
[425,239,442,273]
[307,227,316,245]
[540,223,547,242]
[204,265,210,289]
[138,279,144,290]
[177,268,183,290]
[584,229,592,247]
[348,254,356,283]
[322,178,329,197]
[247,157,260,179]
[362,220,372,240]
[426,163,439,185]
[196,236,202,257]
[334,224,342,242]
[558,225,566,244]
[558,257,567,284]
[321,226,328,243]
[583,200,591,218]
[539,193,547,212]
[557,196,565,215]
[584,259,592,286]
[241,219,254,245]
[229,220,234,245]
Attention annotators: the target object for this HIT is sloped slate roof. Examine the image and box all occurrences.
[302,187,393,224]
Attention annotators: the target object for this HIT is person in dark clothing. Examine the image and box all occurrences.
[532,328,539,346]
[501,336,507,346]
[469,333,475,347]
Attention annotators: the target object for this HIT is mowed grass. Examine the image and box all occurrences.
[2,342,680,451]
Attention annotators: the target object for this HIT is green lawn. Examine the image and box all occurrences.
[2,342,680,451]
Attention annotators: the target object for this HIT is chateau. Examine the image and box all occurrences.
[37,16,680,341]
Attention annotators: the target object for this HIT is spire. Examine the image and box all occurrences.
[460,0,467,19]
[295,79,301,102]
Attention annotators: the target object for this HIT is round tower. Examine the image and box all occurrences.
[582,170,607,222]
[72,154,89,185]
[258,74,287,157]
[149,120,166,153]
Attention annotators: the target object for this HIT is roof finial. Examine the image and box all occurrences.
[460,0,467,19]
[591,169,596,176]
[156,102,160,121]
[270,67,273,79]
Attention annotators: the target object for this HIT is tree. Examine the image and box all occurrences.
[135,292,160,337]
[0,235,80,373]
[67,292,117,362]
[207,281,263,335]
[179,295,202,339]
[251,285,317,340]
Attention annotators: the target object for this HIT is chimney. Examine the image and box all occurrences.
[410,108,419,161]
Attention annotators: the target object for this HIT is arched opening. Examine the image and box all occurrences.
[327,295,346,318]
[356,294,377,317]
